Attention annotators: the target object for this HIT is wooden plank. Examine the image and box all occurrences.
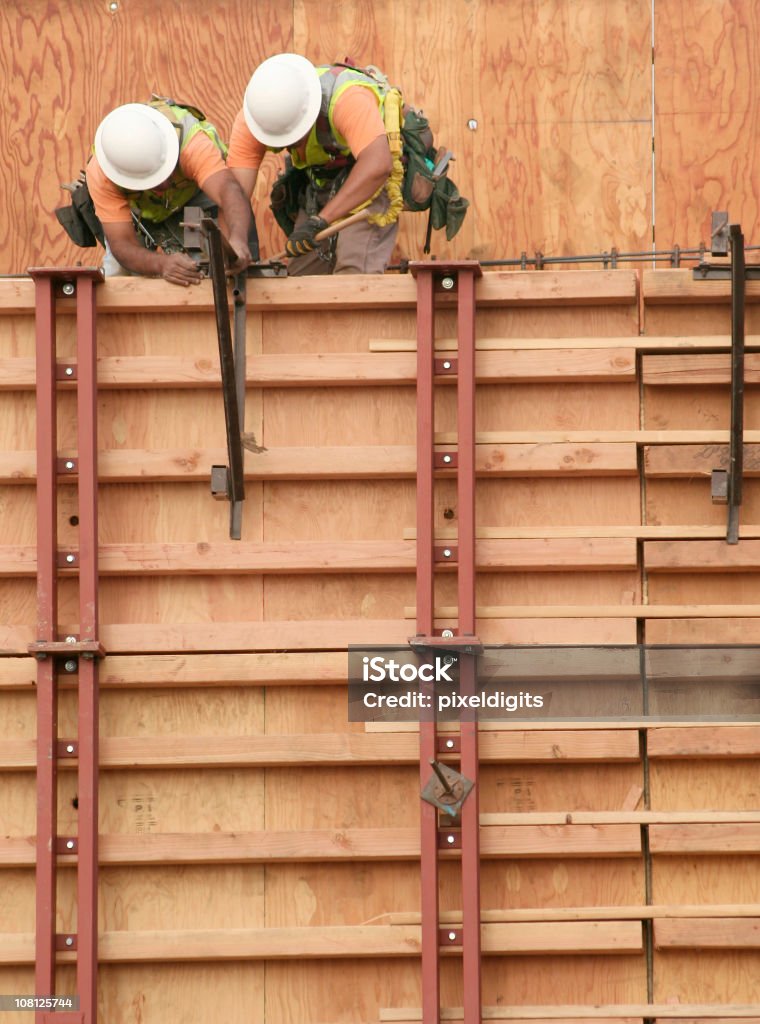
[406,525,760,540]
[481,921,642,954]
[388,905,760,924]
[444,431,760,444]
[0,443,638,484]
[483,812,760,826]
[0,829,420,867]
[644,445,760,478]
[648,727,760,759]
[0,729,640,770]
[0,271,638,316]
[654,918,760,950]
[0,537,638,577]
[642,353,760,385]
[371,335,756,354]
[379,1019,642,1024]
[642,270,760,305]
[379,1008,760,1021]
[0,652,347,690]
[480,824,641,858]
[0,618,639,655]
[0,823,642,867]
[0,920,642,964]
[649,823,760,854]
[645,540,760,573]
[0,348,637,389]
[646,619,760,644]
[407,604,760,619]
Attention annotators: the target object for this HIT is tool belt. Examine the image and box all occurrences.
[55,174,105,248]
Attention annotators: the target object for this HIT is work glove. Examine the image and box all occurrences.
[285,215,329,257]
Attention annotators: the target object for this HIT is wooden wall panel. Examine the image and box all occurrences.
[472,0,652,260]
[0,0,291,271]
[8,259,760,1021]
[654,0,760,250]
[3,0,656,274]
[7,1,760,274]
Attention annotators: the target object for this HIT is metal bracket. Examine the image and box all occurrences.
[201,218,246,539]
[408,634,484,656]
[421,759,474,818]
[181,206,210,263]
[693,216,750,542]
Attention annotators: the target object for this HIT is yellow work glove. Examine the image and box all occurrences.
[285,215,329,257]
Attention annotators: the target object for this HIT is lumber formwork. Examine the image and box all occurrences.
[2,268,760,1022]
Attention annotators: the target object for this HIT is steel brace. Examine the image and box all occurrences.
[27,266,105,1024]
[412,261,483,1024]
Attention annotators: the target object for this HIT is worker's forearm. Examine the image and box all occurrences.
[218,180,253,247]
[108,238,167,277]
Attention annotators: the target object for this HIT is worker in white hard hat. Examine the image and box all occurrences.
[85,97,255,285]
[227,54,400,275]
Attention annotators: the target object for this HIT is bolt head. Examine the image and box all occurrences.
[441,629,454,638]
[65,367,74,376]
[443,548,452,558]
[443,454,452,464]
[448,931,457,941]
[62,282,75,296]
[443,360,452,369]
[65,937,74,946]
[65,460,74,470]
[66,554,75,564]
[467,118,478,130]
[66,744,75,753]
[64,659,78,673]
[446,739,455,749]
[65,635,77,643]
[441,277,454,290]
[447,835,455,844]
[66,840,75,849]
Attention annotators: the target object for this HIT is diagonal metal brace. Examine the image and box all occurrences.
[693,216,750,544]
[201,217,245,539]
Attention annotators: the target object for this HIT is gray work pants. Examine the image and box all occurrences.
[287,190,398,276]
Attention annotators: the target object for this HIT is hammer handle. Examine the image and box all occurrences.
[273,208,372,261]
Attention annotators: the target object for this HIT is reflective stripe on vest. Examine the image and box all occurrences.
[121,100,228,223]
[287,66,386,173]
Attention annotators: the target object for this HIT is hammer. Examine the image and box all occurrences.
[271,208,372,261]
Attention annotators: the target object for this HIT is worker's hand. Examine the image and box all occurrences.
[227,235,252,275]
[285,215,329,257]
[161,253,204,286]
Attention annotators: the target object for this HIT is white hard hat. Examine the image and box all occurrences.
[94,103,179,190]
[243,53,321,148]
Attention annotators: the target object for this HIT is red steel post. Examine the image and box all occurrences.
[456,268,482,1023]
[32,275,60,1001]
[30,267,103,1024]
[74,276,100,1021]
[415,267,440,1024]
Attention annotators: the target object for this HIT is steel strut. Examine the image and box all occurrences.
[693,213,759,543]
[202,218,246,539]
[27,266,105,1024]
[412,261,483,1024]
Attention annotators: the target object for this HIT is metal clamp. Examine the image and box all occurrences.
[421,759,474,818]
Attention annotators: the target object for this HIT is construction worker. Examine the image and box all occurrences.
[86,98,255,285]
[227,54,400,275]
